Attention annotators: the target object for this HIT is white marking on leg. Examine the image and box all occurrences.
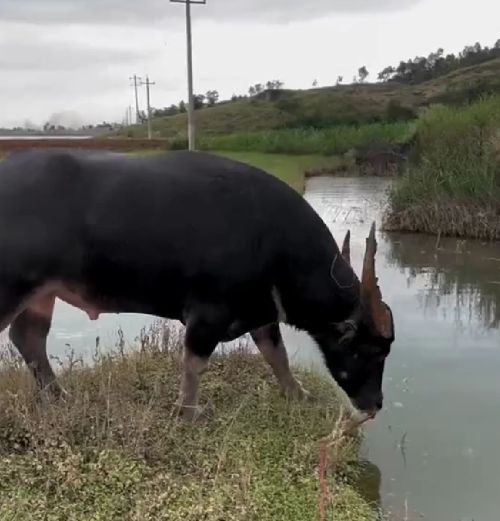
[271,286,288,324]
[176,347,209,414]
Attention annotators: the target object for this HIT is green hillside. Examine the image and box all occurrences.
[118,57,500,140]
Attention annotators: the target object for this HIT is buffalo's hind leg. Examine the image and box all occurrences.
[8,293,65,397]
[251,323,310,400]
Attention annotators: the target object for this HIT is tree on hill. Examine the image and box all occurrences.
[377,37,500,85]
[206,90,219,106]
[193,94,206,110]
[248,84,264,96]
[358,66,369,83]
[265,80,284,90]
[378,66,395,82]
[249,81,282,97]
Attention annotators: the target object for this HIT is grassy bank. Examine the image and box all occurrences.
[198,123,414,156]
[0,325,381,520]
[384,95,500,240]
[116,57,500,139]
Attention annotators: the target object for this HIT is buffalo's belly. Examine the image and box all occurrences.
[58,266,277,326]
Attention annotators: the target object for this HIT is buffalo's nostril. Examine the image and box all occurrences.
[375,399,383,410]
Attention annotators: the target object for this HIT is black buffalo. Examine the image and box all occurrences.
[0,149,394,418]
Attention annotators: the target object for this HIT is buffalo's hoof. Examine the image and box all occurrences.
[38,382,70,404]
[173,403,206,422]
[284,381,313,402]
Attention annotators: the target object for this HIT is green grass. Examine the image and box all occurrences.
[115,58,500,140]
[212,151,344,192]
[0,324,382,520]
[384,94,500,240]
[198,123,415,156]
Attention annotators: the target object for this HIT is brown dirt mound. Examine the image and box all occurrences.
[0,138,167,155]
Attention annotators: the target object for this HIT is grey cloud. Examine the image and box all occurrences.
[0,0,422,26]
[0,40,153,71]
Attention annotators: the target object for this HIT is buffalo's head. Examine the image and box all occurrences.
[312,223,395,418]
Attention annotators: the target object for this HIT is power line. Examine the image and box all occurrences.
[170,0,206,151]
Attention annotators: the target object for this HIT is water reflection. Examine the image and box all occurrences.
[385,232,500,329]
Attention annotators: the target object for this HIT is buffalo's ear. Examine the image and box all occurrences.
[333,319,358,345]
[341,230,351,265]
[361,222,394,340]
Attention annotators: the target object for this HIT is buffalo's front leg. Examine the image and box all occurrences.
[251,323,310,400]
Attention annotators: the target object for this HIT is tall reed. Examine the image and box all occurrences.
[384,95,500,239]
[199,122,415,156]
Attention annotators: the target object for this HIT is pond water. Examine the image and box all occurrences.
[295,176,500,521]
[4,174,499,520]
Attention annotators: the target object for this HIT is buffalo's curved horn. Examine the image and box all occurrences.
[361,222,393,339]
[341,230,351,265]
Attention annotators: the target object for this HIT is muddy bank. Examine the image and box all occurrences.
[305,143,408,178]
[0,138,167,155]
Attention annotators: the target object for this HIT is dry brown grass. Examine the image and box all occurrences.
[383,201,500,241]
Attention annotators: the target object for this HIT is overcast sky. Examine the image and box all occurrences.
[0,0,498,128]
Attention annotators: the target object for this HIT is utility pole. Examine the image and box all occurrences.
[129,74,142,124]
[138,75,156,140]
[170,0,206,151]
